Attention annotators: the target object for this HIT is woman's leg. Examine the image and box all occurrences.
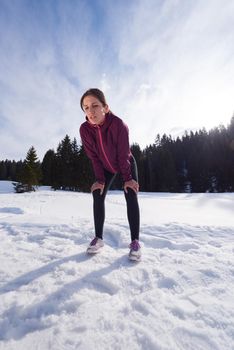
[124,156,140,241]
[92,171,116,239]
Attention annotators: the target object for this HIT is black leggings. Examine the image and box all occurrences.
[92,156,140,242]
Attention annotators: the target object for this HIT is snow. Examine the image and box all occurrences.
[0,180,233,350]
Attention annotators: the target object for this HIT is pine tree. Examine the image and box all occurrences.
[55,135,73,190]
[71,138,80,191]
[227,116,234,190]
[41,149,56,186]
[14,146,41,192]
[76,145,93,192]
[0,161,7,180]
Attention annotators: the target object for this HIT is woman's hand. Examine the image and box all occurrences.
[91,182,105,195]
[124,179,139,194]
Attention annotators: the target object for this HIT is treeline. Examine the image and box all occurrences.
[1,117,234,192]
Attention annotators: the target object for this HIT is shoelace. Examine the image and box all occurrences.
[90,237,99,246]
[130,240,140,251]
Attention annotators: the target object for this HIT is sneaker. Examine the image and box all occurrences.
[129,240,141,261]
[86,237,104,254]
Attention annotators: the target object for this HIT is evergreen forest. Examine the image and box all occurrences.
[1,116,234,193]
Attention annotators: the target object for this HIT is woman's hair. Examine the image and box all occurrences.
[80,88,108,111]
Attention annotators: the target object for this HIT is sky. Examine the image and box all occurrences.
[0,0,234,161]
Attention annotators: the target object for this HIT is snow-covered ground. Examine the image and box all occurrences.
[0,180,233,350]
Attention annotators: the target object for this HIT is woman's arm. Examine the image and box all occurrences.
[116,120,139,193]
[116,120,133,182]
[80,125,105,184]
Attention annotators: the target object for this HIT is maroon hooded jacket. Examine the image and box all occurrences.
[79,112,133,184]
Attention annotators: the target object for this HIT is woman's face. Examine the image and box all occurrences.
[82,95,109,125]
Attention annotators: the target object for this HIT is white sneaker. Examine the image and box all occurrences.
[129,240,141,261]
[87,237,104,254]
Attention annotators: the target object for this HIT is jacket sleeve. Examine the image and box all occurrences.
[116,120,132,182]
[79,125,105,184]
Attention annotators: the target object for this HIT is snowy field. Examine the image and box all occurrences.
[0,180,233,350]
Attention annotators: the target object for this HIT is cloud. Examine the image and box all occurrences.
[0,0,102,159]
[0,0,234,160]
[100,0,234,145]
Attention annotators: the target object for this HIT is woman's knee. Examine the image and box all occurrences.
[93,189,105,202]
[124,188,138,202]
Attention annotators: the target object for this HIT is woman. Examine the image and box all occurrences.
[79,88,141,261]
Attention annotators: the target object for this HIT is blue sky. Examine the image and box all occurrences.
[1,0,234,160]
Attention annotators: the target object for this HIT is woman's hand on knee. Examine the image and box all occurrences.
[124,179,139,194]
[91,182,105,195]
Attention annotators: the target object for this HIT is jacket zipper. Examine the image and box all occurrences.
[97,126,116,173]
